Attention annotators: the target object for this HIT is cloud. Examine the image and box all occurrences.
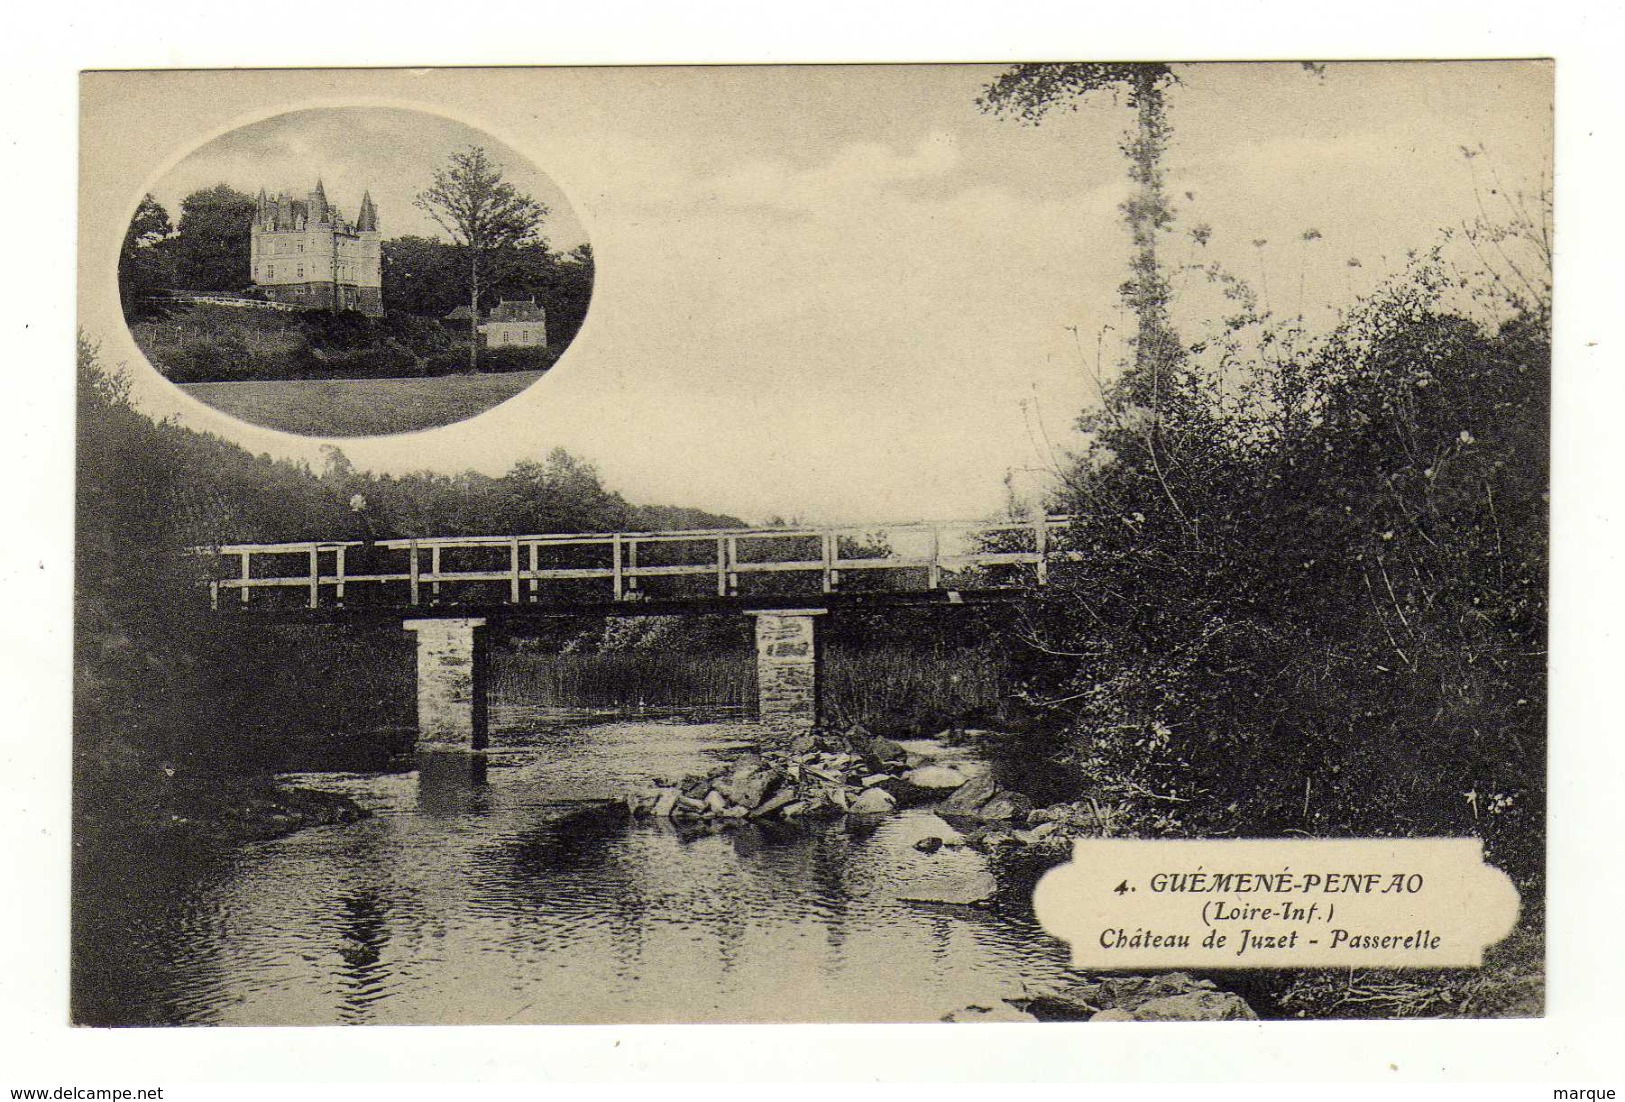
[152,106,589,248]
[701,130,962,211]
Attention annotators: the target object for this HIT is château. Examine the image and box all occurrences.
[250,181,383,316]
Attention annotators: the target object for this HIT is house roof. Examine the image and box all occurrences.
[489,298,547,323]
[443,305,477,321]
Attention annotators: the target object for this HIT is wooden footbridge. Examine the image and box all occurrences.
[193,516,1077,752]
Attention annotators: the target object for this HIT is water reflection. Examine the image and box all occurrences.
[334,890,391,1024]
[74,717,1079,1025]
[416,750,488,817]
[71,837,236,1027]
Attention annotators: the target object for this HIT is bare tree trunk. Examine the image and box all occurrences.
[468,248,481,373]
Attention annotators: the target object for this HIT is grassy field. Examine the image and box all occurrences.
[181,370,549,437]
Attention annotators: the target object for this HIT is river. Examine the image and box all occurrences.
[73,708,1083,1025]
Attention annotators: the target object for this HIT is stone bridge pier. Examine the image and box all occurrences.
[404,618,489,752]
[747,609,825,738]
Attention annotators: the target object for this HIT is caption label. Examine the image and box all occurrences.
[1033,838,1518,969]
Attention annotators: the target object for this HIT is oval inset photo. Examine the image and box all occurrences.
[119,105,592,437]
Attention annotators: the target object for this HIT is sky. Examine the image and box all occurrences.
[80,62,1552,526]
[150,105,589,251]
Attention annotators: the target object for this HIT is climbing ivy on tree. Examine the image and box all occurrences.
[980,63,1182,420]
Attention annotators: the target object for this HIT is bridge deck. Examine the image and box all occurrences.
[192,515,1078,615]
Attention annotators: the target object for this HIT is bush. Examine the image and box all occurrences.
[478,345,558,373]
[128,304,478,382]
[305,338,422,379]
[1012,267,1548,884]
[412,346,468,376]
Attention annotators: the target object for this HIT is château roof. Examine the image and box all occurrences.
[254,181,377,234]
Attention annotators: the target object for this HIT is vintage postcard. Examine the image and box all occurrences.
[72,62,1551,1033]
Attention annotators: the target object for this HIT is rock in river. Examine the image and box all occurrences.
[943,1001,1039,1023]
[1021,972,1258,1022]
[891,813,967,850]
[1124,991,1256,1022]
[865,734,910,769]
[847,787,897,815]
[715,761,780,809]
[938,772,1030,820]
[938,772,998,814]
[902,765,967,790]
[895,869,997,905]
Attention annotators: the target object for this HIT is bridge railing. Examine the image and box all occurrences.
[192,516,1078,610]
[196,540,370,610]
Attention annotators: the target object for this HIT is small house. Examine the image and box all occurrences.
[480,298,548,349]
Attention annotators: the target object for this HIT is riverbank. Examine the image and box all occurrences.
[76,769,369,855]
[932,725,1545,1020]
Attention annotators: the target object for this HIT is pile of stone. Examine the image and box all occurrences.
[926,791,1109,849]
[1018,800,1108,842]
[626,727,1002,823]
[945,972,1257,1023]
[624,727,1120,843]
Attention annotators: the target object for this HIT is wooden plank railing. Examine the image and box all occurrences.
[191,516,1078,610]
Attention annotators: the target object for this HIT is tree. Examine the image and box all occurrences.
[488,240,595,349]
[381,235,466,317]
[415,147,548,371]
[540,243,595,350]
[382,235,593,355]
[173,183,256,292]
[980,64,1181,420]
[117,194,176,317]
[1001,226,1548,872]
[126,193,172,248]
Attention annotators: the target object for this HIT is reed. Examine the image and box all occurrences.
[822,643,1007,728]
[492,649,755,710]
[492,641,1008,729]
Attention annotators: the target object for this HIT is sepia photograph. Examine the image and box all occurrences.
[116,105,592,436]
[73,61,1551,1032]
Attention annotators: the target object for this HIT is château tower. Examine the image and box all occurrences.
[249,181,383,316]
